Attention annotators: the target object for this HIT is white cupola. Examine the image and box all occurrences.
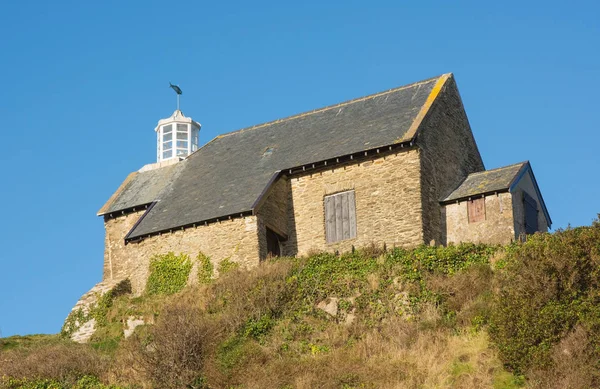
[154,110,201,162]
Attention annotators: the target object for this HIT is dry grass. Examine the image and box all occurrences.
[113,301,215,389]
[0,342,109,385]
[200,317,509,389]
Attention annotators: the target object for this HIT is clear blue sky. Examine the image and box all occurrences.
[0,1,598,337]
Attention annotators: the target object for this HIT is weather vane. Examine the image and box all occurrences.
[169,82,183,110]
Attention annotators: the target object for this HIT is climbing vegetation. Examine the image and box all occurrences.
[146,252,193,295]
[196,252,214,284]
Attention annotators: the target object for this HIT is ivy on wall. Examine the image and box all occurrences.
[218,258,239,275]
[197,252,214,284]
[146,252,193,295]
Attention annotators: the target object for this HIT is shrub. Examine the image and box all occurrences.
[489,222,600,374]
[146,252,193,295]
[0,343,108,387]
[128,301,214,389]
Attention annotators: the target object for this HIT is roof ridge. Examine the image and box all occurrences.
[467,161,529,176]
[215,74,449,140]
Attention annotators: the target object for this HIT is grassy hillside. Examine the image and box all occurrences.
[2,217,599,389]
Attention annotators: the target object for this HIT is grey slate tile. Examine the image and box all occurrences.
[442,162,527,202]
[127,75,442,238]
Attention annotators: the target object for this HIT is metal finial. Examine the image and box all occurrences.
[169,82,182,110]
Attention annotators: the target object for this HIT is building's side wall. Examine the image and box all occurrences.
[285,149,424,256]
[417,77,485,246]
[444,192,515,245]
[511,171,550,237]
[256,176,290,260]
[103,214,261,294]
[102,211,147,281]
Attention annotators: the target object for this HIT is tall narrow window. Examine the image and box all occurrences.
[161,124,173,160]
[176,124,189,157]
[324,190,357,243]
[468,197,485,223]
[523,192,538,234]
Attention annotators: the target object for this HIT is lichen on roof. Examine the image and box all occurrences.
[442,162,528,202]
[98,163,183,215]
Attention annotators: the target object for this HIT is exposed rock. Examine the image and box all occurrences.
[344,311,356,325]
[64,278,126,343]
[124,316,146,338]
[317,297,339,317]
[71,318,96,343]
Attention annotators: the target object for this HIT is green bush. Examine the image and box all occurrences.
[1,375,128,389]
[489,221,600,374]
[146,252,193,295]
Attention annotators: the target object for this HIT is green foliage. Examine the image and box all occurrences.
[110,279,132,298]
[0,376,126,389]
[282,243,496,324]
[197,252,214,284]
[243,314,274,341]
[217,335,247,372]
[492,372,525,389]
[146,252,193,295]
[217,258,239,275]
[2,377,64,389]
[61,308,87,338]
[0,335,64,352]
[489,223,600,374]
[387,243,497,279]
[73,375,126,389]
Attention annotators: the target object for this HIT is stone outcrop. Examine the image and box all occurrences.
[124,317,146,338]
[65,278,125,343]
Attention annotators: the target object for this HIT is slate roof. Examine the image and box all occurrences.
[442,162,528,203]
[122,74,448,239]
[98,163,183,215]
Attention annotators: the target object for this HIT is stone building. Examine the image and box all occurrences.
[95,73,550,295]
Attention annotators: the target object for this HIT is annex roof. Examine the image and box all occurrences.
[103,74,453,239]
[442,162,528,203]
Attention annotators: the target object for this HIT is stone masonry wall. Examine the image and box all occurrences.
[444,192,516,245]
[511,171,549,237]
[417,76,485,246]
[103,211,145,281]
[284,149,424,256]
[256,176,290,260]
[103,214,260,294]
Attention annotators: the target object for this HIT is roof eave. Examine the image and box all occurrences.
[97,171,139,216]
[440,188,511,205]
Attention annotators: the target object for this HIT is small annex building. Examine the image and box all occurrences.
[96,73,551,295]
